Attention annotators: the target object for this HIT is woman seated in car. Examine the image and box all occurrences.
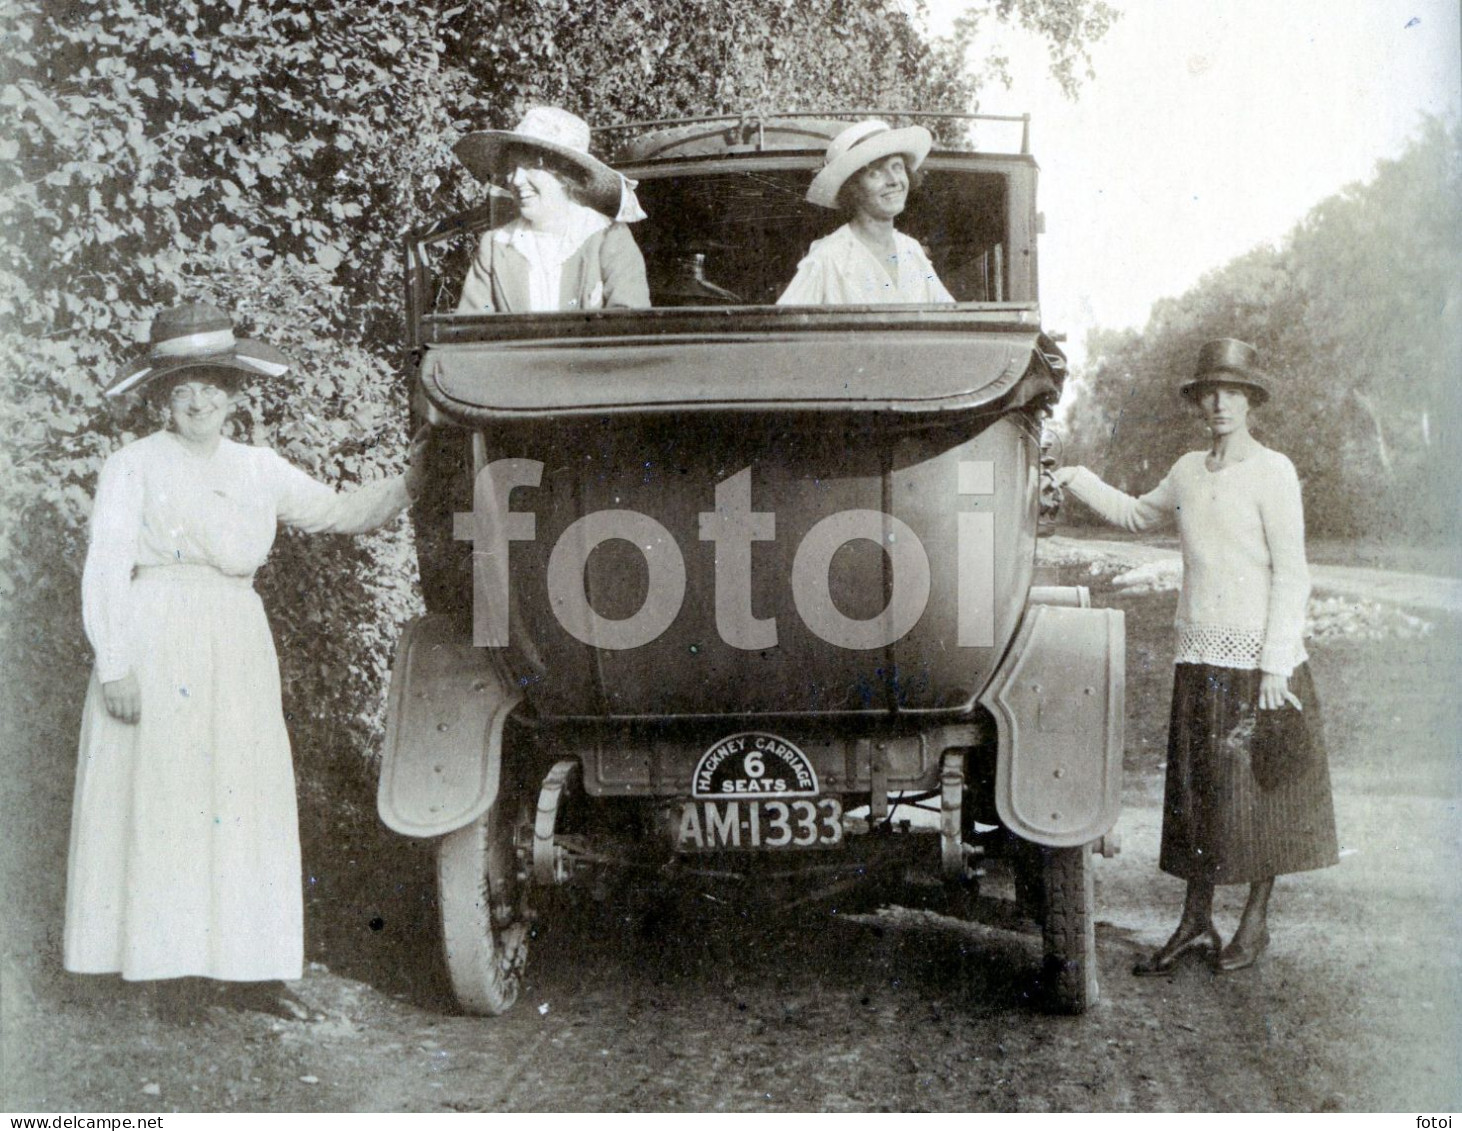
[778,119,954,305]
[455,106,650,313]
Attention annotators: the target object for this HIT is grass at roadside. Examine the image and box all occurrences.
[1059,562,1462,799]
[1305,537,1462,579]
[1054,522,1462,578]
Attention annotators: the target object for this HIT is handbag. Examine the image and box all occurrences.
[1251,702,1311,790]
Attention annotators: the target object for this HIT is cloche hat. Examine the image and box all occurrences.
[806,119,933,210]
[1179,338,1272,405]
[454,105,643,221]
[107,302,291,398]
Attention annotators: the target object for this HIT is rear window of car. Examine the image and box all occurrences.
[419,163,1017,315]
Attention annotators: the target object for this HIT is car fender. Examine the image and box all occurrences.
[978,599,1124,847]
[377,614,522,838]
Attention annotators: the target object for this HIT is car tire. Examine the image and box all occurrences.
[437,798,528,1015]
[1041,843,1099,1014]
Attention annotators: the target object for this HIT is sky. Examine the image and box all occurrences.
[918,0,1462,368]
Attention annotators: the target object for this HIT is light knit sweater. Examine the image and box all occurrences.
[1062,447,1310,676]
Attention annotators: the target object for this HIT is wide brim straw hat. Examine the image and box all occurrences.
[806,120,933,210]
[107,302,290,398]
[1179,338,1273,405]
[455,105,632,220]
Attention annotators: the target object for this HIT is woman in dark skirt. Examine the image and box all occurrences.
[1054,339,1338,974]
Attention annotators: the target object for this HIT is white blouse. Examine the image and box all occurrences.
[494,201,612,312]
[83,431,409,683]
[777,225,955,305]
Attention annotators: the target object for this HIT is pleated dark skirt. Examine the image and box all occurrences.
[1160,662,1339,884]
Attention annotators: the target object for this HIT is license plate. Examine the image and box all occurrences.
[676,798,844,852]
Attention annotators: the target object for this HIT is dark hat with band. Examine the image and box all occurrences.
[1180,338,1272,405]
[107,303,291,398]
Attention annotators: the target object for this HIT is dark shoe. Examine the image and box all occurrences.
[1132,922,1223,976]
[1215,927,1270,973]
[222,980,324,1022]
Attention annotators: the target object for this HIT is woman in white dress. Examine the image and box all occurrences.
[1054,340,1338,976]
[64,302,424,1021]
[778,119,954,305]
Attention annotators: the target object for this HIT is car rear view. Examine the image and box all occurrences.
[379,113,1123,1015]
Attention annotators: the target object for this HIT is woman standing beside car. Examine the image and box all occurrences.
[1054,339,1338,975]
[65,302,425,1022]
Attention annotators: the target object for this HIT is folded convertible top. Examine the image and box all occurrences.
[418,314,1052,422]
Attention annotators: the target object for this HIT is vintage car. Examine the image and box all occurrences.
[379,112,1123,1015]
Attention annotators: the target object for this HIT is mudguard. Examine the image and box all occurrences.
[377,614,522,838]
[979,601,1124,848]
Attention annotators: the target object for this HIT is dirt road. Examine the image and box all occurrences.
[4,563,1459,1113]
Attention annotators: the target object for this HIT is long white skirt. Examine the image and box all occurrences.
[63,568,303,981]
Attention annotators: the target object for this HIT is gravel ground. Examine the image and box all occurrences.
[3,543,1459,1113]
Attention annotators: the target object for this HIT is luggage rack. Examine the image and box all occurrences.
[595,109,1032,158]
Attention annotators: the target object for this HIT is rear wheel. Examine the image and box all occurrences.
[437,796,529,1015]
[1041,844,1099,1014]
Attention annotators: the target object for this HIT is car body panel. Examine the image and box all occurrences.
[418,326,1039,418]
[377,615,521,837]
[983,603,1125,846]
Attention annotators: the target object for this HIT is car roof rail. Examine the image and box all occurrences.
[595,110,1031,158]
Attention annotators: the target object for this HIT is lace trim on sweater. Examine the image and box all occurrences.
[1173,624,1265,669]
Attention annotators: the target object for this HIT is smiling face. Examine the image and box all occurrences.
[161,374,237,443]
[502,146,575,229]
[1196,382,1252,438]
[845,154,911,222]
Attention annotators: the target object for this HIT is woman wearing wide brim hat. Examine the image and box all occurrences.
[104,302,291,398]
[454,105,650,314]
[778,119,954,305]
[1053,338,1337,977]
[66,302,426,1023]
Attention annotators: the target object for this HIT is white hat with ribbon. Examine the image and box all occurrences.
[806,119,933,210]
[455,105,645,222]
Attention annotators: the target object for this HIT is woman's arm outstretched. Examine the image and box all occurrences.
[1054,464,1178,533]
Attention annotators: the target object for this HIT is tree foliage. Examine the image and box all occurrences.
[0,0,472,791]
[447,0,1114,127]
[0,0,1115,784]
[1064,118,1462,545]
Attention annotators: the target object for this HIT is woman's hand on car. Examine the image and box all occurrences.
[1051,466,1079,488]
[1259,671,1301,711]
[102,673,141,724]
[404,425,431,502]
